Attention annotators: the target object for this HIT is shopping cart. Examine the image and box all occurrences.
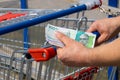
[0,1,111,80]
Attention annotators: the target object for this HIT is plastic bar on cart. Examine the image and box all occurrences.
[28,45,56,61]
[0,0,102,35]
[16,44,57,61]
[62,67,98,80]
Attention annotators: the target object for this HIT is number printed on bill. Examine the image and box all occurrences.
[45,24,96,48]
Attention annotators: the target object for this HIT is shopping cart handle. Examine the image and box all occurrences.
[0,0,102,35]
[92,31,100,39]
[28,46,56,62]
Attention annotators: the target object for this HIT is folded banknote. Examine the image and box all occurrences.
[45,24,96,48]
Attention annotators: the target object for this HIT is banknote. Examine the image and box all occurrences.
[45,24,96,48]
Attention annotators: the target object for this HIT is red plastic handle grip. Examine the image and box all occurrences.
[28,47,56,61]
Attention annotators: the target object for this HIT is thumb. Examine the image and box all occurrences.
[55,31,72,45]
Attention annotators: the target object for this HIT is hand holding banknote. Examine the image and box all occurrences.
[45,24,96,67]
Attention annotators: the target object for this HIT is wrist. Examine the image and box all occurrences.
[87,46,104,66]
[85,48,96,66]
[113,16,120,31]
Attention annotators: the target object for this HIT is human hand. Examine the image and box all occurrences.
[55,31,91,67]
[87,17,120,44]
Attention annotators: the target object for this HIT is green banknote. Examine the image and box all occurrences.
[45,24,96,48]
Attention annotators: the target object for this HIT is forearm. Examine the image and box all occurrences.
[89,38,120,66]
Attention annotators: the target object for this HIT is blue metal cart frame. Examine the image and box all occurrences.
[20,0,29,49]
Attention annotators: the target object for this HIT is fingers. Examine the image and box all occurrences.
[97,33,108,44]
[55,31,73,46]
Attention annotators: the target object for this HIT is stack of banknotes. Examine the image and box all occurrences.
[45,24,96,48]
